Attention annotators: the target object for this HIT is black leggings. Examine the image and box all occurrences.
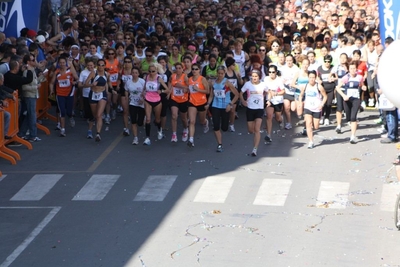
[343,97,361,122]
[160,93,169,117]
[322,90,334,119]
[129,105,145,126]
[211,107,229,132]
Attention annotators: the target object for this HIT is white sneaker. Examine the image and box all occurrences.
[123,128,130,136]
[378,126,387,134]
[157,130,163,140]
[361,101,366,109]
[105,116,111,125]
[132,137,139,145]
[143,137,151,145]
[182,129,188,142]
[171,134,178,142]
[324,118,330,126]
[319,117,324,125]
[203,119,209,133]
[69,117,75,127]
[284,123,292,130]
[111,109,117,120]
[368,98,374,107]
[307,142,314,149]
[229,124,235,132]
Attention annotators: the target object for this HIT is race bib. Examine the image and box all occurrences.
[110,73,118,83]
[91,91,102,101]
[214,90,226,98]
[346,88,359,98]
[189,85,195,93]
[173,87,184,96]
[58,79,70,87]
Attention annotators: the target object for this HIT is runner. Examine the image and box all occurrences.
[281,54,300,130]
[117,56,133,137]
[78,57,95,139]
[317,54,336,126]
[104,47,120,123]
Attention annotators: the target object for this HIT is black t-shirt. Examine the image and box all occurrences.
[4,70,33,97]
[317,66,335,92]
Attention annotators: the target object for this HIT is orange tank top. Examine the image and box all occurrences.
[55,69,75,97]
[188,75,207,106]
[171,73,188,103]
[106,59,120,86]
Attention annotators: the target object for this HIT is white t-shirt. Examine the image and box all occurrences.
[280,64,299,95]
[125,78,145,108]
[263,76,285,105]
[79,69,91,98]
[241,81,268,109]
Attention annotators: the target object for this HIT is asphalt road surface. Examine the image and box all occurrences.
[0,108,399,267]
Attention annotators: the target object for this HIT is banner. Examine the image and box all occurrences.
[378,0,400,41]
[0,0,43,38]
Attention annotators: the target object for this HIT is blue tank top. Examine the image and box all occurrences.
[94,72,107,86]
[212,78,230,109]
[295,75,309,95]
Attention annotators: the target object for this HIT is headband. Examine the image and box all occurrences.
[188,45,196,51]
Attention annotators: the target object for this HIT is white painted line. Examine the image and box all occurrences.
[0,206,61,267]
[193,176,235,203]
[316,181,350,209]
[253,179,292,206]
[134,175,177,202]
[72,174,120,201]
[380,184,400,212]
[0,175,7,182]
[10,174,63,201]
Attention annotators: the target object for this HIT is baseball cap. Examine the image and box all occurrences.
[35,35,46,44]
[105,0,115,4]
[27,29,37,38]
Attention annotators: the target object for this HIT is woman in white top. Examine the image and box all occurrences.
[299,70,327,149]
[281,54,300,129]
[125,67,145,145]
[240,68,269,157]
[263,65,285,144]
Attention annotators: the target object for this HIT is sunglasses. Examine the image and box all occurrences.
[149,70,156,73]
[324,60,332,63]
[98,64,105,67]
[108,53,115,55]
[124,60,132,63]
[260,49,266,51]
[269,71,276,74]
[192,68,199,71]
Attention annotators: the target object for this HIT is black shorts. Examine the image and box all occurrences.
[304,108,321,119]
[284,93,295,101]
[170,99,188,113]
[187,102,206,112]
[145,100,161,108]
[108,85,118,93]
[83,97,94,120]
[268,103,283,112]
[246,108,264,121]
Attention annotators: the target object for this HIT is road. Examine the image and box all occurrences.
[0,109,399,267]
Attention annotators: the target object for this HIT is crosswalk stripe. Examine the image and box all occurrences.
[0,175,7,182]
[10,174,63,201]
[380,184,400,212]
[134,175,177,202]
[316,181,350,209]
[72,175,120,201]
[193,176,235,203]
[253,179,292,206]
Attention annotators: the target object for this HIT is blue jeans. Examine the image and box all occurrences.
[3,110,10,136]
[19,97,37,138]
[385,109,398,141]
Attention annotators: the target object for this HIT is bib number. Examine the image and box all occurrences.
[110,73,118,83]
[91,91,102,101]
[214,90,226,98]
[58,79,70,87]
[173,87,184,96]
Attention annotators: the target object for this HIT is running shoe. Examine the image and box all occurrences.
[307,142,314,149]
[229,124,235,132]
[87,130,93,139]
[360,101,366,109]
[123,128,130,136]
[368,98,374,107]
[301,128,307,136]
[28,137,41,142]
[55,124,61,131]
[335,127,341,134]
[171,134,178,142]
[95,134,101,142]
[374,118,383,125]
[60,129,66,137]
[251,148,257,157]
[235,112,239,120]
[182,130,188,142]
[157,130,163,140]
[264,135,272,143]
[319,117,324,125]
[324,119,330,126]
[279,121,284,129]
[216,144,223,152]
[350,136,357,144]
[69,117,75,128]
[187,140,195,147]
[284,123,292,130]
[143,137,151,145]
[132,137,139,145]
[111,109,117,120]
[203,119,209,133]
[105,116,111,125]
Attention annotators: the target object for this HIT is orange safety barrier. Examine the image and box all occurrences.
[0,109,17,165]
[3,91,33,153]
[36,73,57,135]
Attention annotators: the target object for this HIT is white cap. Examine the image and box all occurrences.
[105,0,115,4]
[36,35,46,44]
